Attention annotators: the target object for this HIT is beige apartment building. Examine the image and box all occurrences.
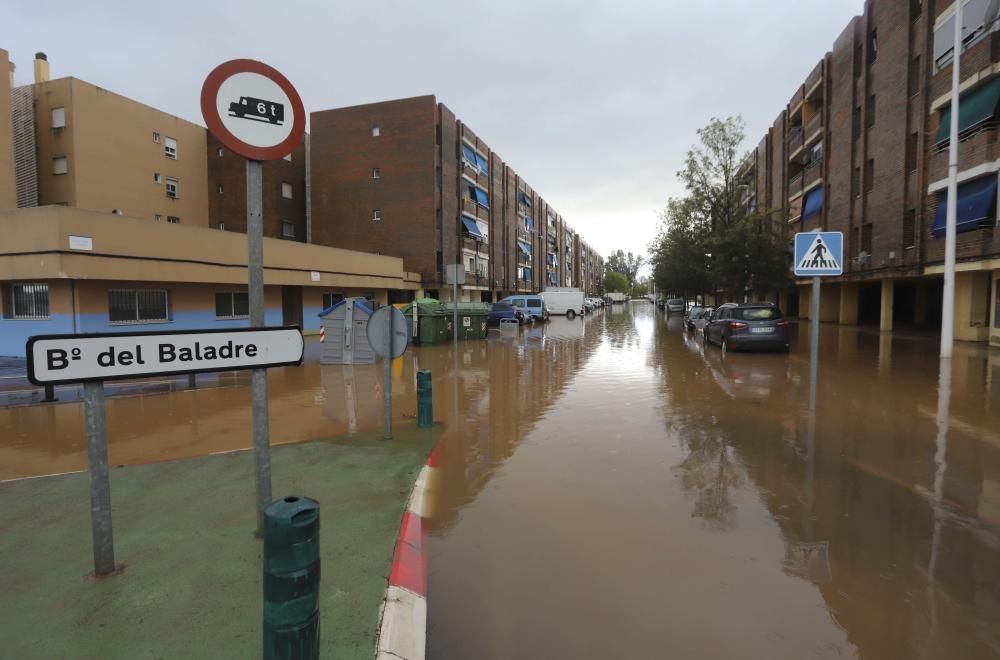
[0,49,15,208]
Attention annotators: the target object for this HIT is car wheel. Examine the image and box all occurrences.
[567,309,576,319]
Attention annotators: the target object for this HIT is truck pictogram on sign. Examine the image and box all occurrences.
[228,96,284,125]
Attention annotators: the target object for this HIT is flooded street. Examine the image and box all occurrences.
[3,305,1000,658]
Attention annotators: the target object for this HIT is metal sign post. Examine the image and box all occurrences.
[26,326,303,575]
[793,231,843,413]
[446,264,465,347]
[201,59,305,533]
[83,381,115,577]
[367,305,409,440]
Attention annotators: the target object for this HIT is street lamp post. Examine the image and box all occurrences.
[940,3,962,359]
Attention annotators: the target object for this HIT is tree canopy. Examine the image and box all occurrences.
[603,271,629,293]
[605,250,645,290]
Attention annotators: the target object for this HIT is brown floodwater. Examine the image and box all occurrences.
[2,305,999,658]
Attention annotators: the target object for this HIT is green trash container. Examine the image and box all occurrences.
[447,303,490,341]
[416,303,451,345]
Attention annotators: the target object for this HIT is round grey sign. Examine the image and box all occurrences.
[366,306,409,360]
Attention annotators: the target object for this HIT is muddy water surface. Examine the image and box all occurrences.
[2,305,999,658]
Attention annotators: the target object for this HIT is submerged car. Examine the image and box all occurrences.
[704,303,790,354]
[487,302,525,328]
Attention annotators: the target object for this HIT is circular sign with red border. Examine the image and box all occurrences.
[200,59,305,161]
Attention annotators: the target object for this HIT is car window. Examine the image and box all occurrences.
[718,308,729,320]
[510,298,525,307]
[527,299,541,308]
[738,307,783,320]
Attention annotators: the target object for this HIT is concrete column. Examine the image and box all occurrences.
[953,271,990,342]
[878,331,892,375]
[991,272,1000,348]
[880,279,894,332]
[914,280,928,325]
[839,282,859,325]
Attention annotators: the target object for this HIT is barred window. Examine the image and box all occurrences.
[5,283,49,319]
[108,289,169,324]
[215,292,249,319]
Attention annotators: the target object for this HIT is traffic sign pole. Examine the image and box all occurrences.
[83,380,116,577]
[809,276,820,413]
[383,304,392,440]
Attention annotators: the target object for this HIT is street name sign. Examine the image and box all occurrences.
[27,327,303,386]
[200,59,305,161]
[794,231,843,277]
[367,306,409,360]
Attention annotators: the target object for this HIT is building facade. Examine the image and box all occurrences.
[0,49,15,209]
[310,95,601,302]
[745,0,1000,345]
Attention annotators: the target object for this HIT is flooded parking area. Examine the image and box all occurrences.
[2,304,999,658]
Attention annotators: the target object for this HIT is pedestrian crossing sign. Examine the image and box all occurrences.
[794,231,843,277]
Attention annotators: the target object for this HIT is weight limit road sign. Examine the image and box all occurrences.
[27,327,304,385]
[794,231,843,277]
[200,59,305,161]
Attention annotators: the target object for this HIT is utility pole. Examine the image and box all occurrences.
[940,3,962,359]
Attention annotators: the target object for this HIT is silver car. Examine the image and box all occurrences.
[666,298,685,314]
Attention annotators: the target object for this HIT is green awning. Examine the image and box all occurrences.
[935,76,1000,144]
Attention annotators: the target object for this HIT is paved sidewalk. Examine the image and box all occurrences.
[0,428,437,659]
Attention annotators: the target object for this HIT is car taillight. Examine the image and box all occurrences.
[728,321,747,329]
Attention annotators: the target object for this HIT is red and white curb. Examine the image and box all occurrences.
[375,448,439,660]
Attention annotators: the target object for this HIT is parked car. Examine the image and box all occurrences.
[499,295,550,322]
[665,298,686,314]
[487,302,525,328]
[685,306,709,333]
[583,298,595,313]
[704,303,790,354]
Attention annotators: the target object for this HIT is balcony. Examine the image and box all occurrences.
[803,110,823,140]
[802,160,822,187]
[789,86,804,113]
[463,236,486,252]
[788,172,803,199]
[465,272,487,286]
[517,227,531,242]
[518,279,533,291]
[805,61,823,94]
[788,126,804,157]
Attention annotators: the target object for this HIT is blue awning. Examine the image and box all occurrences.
[517,240,532,256]
[803,186,823,218]
[933,175,998,237]
[470,186,490,208]
[517,191,530,206]
[525,216,534,231]
[462,144,477,165]
[462,217,484,239]
[475,153,489,176]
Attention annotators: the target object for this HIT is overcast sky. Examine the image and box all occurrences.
[7,0,861,259]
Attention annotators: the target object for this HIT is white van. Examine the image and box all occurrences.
[541,288,585,319]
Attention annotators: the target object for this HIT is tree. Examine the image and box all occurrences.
[605,249,646,290]
[603,271,628,293]
[650,116,790,302]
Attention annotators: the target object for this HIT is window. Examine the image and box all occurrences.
[283,153,292,162]
[865,159,875,192]
[154,172,162,184]
[165,177,179,199]
[910,0,922,19]
[866,94,876,128]
[469,185,490,208]
[4,283,49,319]
[853,106,861,136]
[215,292,249,319]
[153,132,160,144]
[164,137,177,159]
[281,182,293,199]
[908,55,921,97]
[217,184,224,194]
[903,210,916,248]
[217,147,224,157]
[166,216,180,224]
[323,293,344,309]
[851,226,860,255]
[854,44,863,77]
[861,223,873,254]
[934,0,997,71]
[373,209,381,221]
[51,107,65,128]
[219,222,225,231]
[468,257,476,272]
[372,167,381,179]
[906,132,918,173]
[155,214,161,222]
[808,141,823,166]
[372,126,380,137]
[108,289,169,324]
[853,166,861,197]
[52,156,67,175]
[868,28,878,64]
[282,220,296,238]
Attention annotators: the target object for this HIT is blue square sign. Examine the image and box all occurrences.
[794,232,843,277]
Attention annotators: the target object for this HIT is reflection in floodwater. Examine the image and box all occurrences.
[2,306,1000,658]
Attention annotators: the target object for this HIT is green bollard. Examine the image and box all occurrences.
[263,496,321,660]
[417,370,433,428]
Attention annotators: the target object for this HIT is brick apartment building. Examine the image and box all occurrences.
[746,0,1000,346]
[310,95,603,302]
[0,51,418,357]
